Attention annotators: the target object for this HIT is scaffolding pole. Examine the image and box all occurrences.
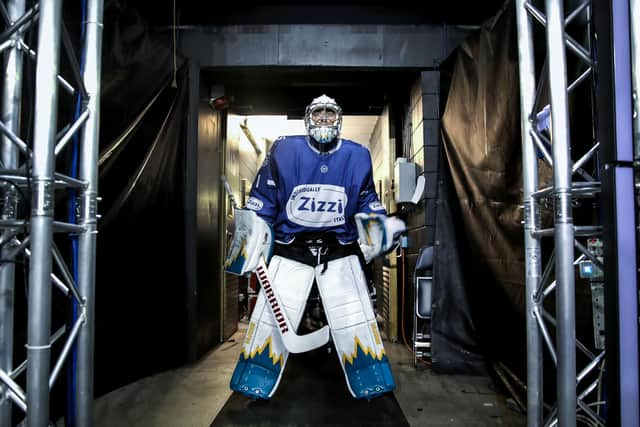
[26,0,62,425]
[76,0,103,424]
[545,1,577,425]
[0,0,103,424]
[515,1,542,426]
[516,0,609,425]
[0,1,25,426]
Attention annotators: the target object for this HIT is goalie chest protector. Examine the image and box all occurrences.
[246,135,386,244]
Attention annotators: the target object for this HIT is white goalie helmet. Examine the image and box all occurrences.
[305,94,343,145]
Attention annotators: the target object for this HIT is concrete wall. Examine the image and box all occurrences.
[187,71,226,359]
[399,71,440,343]
[406,71,440,265]
[368,106,399,342]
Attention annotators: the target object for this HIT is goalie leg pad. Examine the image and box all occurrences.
[315,255,396,399]
[230,256,315,399]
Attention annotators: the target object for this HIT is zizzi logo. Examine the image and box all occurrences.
[286,184,347,227]
[298,197,343,214]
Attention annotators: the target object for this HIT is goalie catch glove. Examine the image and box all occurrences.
[224,209,274,275]
[355,213,406,263]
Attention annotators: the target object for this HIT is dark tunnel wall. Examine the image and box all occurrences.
[192,73,225,359]
[93,3,191,396]
[94,2,228,397]
[96,73,189,395]
[95,72,187,394]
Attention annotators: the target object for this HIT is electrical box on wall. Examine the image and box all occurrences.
[394,158,417,203]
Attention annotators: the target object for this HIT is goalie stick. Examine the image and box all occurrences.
[255,257,330,353]
[221,177,329,353]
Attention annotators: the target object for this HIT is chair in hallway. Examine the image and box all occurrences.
[413,245,433,367]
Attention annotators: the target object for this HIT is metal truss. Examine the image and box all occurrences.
[0,0,103,426]
[516,0,616,426]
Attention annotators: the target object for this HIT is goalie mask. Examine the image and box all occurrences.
[305,94,342,147]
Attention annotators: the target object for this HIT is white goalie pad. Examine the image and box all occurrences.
[355,213,406,263]
[315,255,395,399]
[230,256,316,399]
[225,209,274,275]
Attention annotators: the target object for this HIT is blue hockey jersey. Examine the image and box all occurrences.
[245,135,386,244]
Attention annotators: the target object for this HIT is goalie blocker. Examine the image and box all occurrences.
[224,208,274,276]
[355,212,406,263]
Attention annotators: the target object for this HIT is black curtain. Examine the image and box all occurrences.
[93,3,188,396]
[434,2,598,398]
[433,7,526,375]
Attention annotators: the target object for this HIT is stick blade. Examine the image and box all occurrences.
[282,325,331,353]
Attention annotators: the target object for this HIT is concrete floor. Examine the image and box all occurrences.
[93,322,526,427]
[387,344,525,426]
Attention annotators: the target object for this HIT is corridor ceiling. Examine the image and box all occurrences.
[103,0,509,115]
[126,1,508,27]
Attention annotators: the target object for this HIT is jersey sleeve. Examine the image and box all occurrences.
[245,144,280,223]
[357,149,387,215]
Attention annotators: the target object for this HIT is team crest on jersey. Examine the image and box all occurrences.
[286,184,347,227]
[369,201,384,211]
[246,197,264,211]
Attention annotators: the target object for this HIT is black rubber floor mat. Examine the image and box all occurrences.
[211,345,409,427]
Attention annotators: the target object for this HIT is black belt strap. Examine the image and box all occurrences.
[273,234,362,273]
